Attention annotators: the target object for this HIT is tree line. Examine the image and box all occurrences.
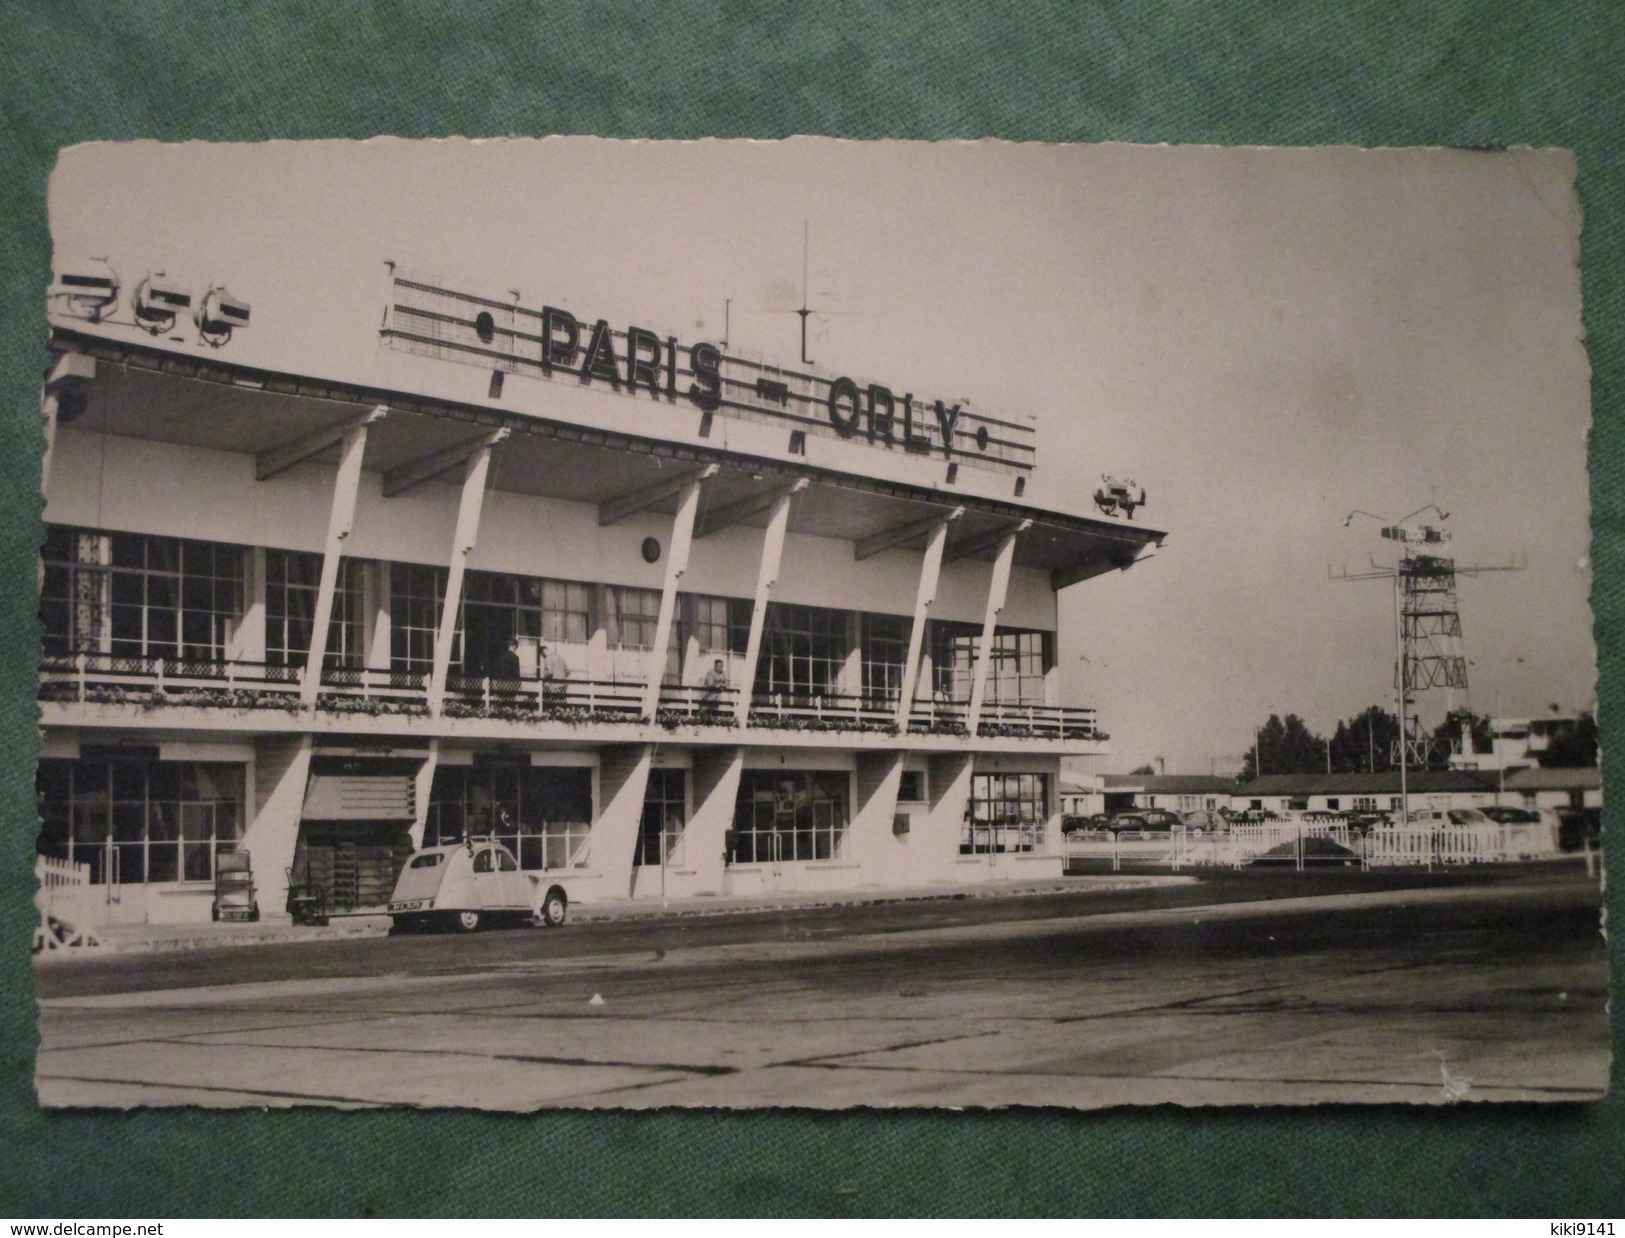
[1232,707,1596,780]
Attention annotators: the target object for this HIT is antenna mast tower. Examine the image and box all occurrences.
[1335,506,1520,778]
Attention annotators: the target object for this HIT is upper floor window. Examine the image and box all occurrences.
[929,622,1051,704]
[41,525,244,663]
[688,594,750,656]
[604,585,662,650]
[541,578,593,645]
[757,603,848,697]
[861,613,909,704]
[391,563,449,676]
[461,570,540,679]
[265,549,363,669]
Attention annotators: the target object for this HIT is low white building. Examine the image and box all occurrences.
[1229,771,1499,815]
[1500,766,1602,812]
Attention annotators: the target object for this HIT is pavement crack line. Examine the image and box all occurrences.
[776,1059,1604,1096]
[1051,955,1448,1024]
[82,1033,740,1078]
[770,1027,1009,1071]
[35,1072,389,1108]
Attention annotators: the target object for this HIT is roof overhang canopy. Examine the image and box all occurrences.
[49,330,1166,586]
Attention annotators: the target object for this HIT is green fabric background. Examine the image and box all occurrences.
[2,0,1620,1218]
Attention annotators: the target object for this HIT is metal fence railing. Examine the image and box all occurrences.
[1062,817,1565,871]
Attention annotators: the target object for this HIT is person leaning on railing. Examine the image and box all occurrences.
[699,658,728,714]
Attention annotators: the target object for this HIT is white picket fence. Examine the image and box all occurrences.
[34,854,103,950]
[1363,821,1560,866]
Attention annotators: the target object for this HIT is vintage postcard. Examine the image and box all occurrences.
[31,137,1605,1108]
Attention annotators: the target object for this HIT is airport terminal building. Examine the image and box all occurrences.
[37,266,1164,927]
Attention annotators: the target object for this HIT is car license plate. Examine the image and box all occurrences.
[391,899,427,912]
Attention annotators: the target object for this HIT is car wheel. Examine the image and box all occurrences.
[451,909,481,933]
[538,887,568,928]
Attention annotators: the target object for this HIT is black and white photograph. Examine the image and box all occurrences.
[31,136,1606,1109]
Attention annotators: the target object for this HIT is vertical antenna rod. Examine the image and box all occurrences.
[797,220,812,365]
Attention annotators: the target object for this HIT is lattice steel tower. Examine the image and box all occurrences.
[1336,506,1518,772]
[1385,522,1467,704]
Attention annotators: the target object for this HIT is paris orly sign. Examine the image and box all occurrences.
[382,274,1034,477]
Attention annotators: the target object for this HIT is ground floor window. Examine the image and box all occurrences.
[963,772,1048,854]
[635,768,688,866]
[424,763,593,870]
[37,756,244,884]
[898,769,927,803]
[732,770,850,863]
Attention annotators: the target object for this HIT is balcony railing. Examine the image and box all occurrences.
[315,666,429,714]
[39,652,303,707]
[976,701,1101,740]
[907,697,969,735]
[39,653,1104,740]
[747,690,898,731]
[656,682,741,723]
[442,672,644,720]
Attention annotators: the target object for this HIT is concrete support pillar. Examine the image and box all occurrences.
[586,743,655,897]
[841,612,863,698]
[913,752,975,881]
[640,470,711,718]
[299,416,379,704]
[847,750,906,876]
[232,545,267,663]
[966,524,1027,733]
[734,490,797,726]
[363,561,392,671]
[683,745,745,895]
[427,444,497,714]
[410,739,440,850]
[240,734,314,922]
[894,516,956,730]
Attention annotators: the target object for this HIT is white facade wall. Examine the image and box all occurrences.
[45,428,1056,631]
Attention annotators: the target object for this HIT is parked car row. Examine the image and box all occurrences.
[1063,803,1580,840]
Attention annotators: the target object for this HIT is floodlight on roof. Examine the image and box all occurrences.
[132,273,193,334]
[49,258,120,322]
[193,286,250,347]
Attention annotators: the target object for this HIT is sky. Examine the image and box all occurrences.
[47,138,1596,774]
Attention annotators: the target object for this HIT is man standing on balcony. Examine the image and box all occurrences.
[539,643,570,710]
[700,658,728,715]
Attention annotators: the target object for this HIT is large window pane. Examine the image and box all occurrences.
[35,758,245,885]
[963,772,1049,854]
[731,770,849,864]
